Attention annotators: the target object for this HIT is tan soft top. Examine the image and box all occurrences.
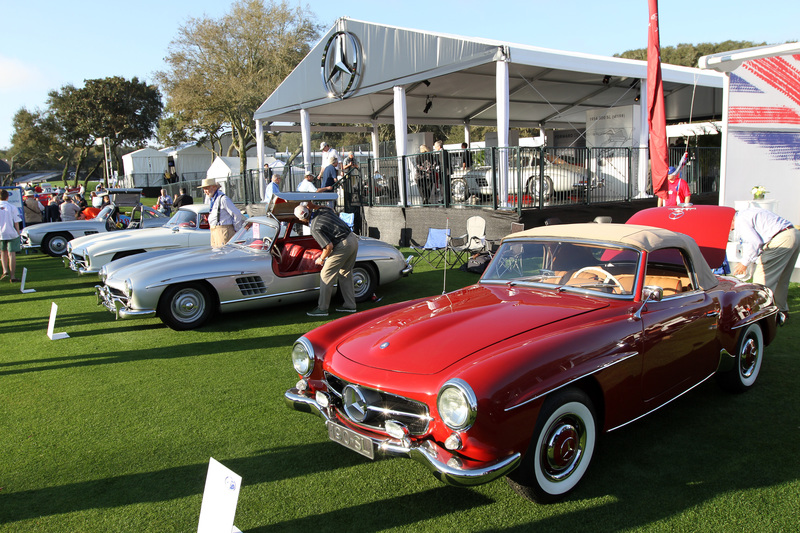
[503,223,718,290]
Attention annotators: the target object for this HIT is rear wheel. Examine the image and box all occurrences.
[352,263,377,303]
[506,388,596,503]
[716,323,763,393]
[157,282,214,330]
[526,175,554,202]
[42,232,71,257]
[450,178,468,203]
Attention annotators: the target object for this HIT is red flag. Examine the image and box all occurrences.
[647,0,669,200]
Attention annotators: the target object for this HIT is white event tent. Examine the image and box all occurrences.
[253,18,725,205]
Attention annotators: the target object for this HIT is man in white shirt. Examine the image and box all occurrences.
[0,189,22,282]
[297,173,317,193]
[732,208,799,317]
[199,178,245,248]
[317,142,339,180]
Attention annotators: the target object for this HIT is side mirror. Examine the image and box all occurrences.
[642,285,664,302]
[632,286,664,321]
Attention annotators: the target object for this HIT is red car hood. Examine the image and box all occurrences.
[626,205,735,268]
[335,285,608,375]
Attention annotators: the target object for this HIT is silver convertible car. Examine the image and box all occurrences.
[65,204,211,275]
[21,204,167,256]
[95,193,413,330]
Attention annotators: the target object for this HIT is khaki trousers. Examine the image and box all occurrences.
[754,227,800,313]
[318,233,358,311]
[210,225,235,248]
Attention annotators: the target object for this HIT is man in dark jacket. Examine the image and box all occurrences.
[173,188,193,208]
[294,204,358,317]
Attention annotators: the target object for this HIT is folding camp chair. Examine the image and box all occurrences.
[410,228,450,267]
[450,216,489,267]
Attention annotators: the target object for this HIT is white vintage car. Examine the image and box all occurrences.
[95,193,413,330]
[450,151,596,203]
[65,204,211,275]
[20,203,168,256]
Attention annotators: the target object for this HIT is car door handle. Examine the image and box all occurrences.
[705,310,719,318]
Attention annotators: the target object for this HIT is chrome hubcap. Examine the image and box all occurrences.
[740,337,759,378]
[172,289,205,322]
[543,416,585,481]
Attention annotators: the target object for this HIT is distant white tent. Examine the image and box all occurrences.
[122,147,168,186]
[161,144,214,179]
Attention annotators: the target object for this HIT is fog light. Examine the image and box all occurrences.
[296,379,308,392]
[315,390,330,407]
[385,420,409,439]
[444,433,463,451]
[447,457,463,469]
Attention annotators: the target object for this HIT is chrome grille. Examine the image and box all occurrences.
[324,371,431,435]
[236,276,267,296]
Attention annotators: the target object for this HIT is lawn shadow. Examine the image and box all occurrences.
[0,443,371,525]
[0,334,299,376]
[246,487,493,533]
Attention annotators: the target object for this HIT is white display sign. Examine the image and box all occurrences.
[47,302,69,340]
[197,458,242,533]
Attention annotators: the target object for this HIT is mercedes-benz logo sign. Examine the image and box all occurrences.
[667,209,685,220]
[343,384,371,423]
[321,31,362,99]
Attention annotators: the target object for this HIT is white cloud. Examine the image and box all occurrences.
[0,54,48,93]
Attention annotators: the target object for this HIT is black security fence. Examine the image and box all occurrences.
[158,146,719,211]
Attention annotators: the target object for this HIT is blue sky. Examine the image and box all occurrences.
[2,0,798,150]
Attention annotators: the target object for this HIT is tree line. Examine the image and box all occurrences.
[0,0,775,187]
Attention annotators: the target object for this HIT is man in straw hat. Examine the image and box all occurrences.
[22,190,44,226]
[293,203,358,317]
[198,178,244,248]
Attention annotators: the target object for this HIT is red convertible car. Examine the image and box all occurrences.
[285,206,780,502]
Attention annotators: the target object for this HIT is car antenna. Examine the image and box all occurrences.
[443,218,449,295]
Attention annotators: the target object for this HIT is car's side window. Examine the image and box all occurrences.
[645,248,696,296]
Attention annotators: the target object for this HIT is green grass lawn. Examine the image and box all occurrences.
[1,251,799,532]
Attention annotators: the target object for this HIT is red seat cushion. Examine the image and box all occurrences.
[280,244,304,271]
[297,249,323,273]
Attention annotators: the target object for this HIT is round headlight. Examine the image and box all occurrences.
[123,279,133,297]
[99,266,107,283]
[291,337,314,377]
[437,379,478,430]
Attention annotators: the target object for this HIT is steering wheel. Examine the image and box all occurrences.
[571,266,624,292]
[105,215,118,232]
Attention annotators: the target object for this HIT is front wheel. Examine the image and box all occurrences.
[157,282,214,331]
[352,263,377,303]
[506,388,596,503]
[42,232,71,257]
[716,323,763,393]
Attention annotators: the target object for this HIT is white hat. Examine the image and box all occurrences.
[294,205,310,220]
[198,178,217,188]
[320,141,328,149]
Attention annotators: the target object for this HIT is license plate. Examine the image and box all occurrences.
[327,421,374,459]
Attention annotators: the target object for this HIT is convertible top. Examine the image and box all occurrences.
[504,222,719,290]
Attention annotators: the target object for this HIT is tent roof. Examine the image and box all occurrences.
[122,147,167,160]
[254,18,725,130]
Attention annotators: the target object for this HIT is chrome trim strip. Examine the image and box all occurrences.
[285,388,521,486]
[145,271,259,290]
[219,286,319,306]
[607,371,715,432]
[504,352,639,412]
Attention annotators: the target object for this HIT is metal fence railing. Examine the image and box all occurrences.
[150,146,720,211]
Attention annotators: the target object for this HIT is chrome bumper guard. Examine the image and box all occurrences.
[94,284,156,320]
[284,387,520,487]
[402,255,414,276]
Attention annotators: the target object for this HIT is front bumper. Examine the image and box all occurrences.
[64,254,98,275]
[95,284,156,320]
[284,387,520,487]
[402,255,414,276]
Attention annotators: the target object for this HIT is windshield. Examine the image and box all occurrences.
[482,240,640,296]
[95,205,115,221]
[228,220,279,252]
[166,209,208,229]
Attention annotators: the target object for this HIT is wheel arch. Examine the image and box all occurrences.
[155,278,221,318]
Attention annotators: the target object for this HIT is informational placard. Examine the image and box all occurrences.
[20,267,35,293]
[197,457,242,533]
[47,302,69,340]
